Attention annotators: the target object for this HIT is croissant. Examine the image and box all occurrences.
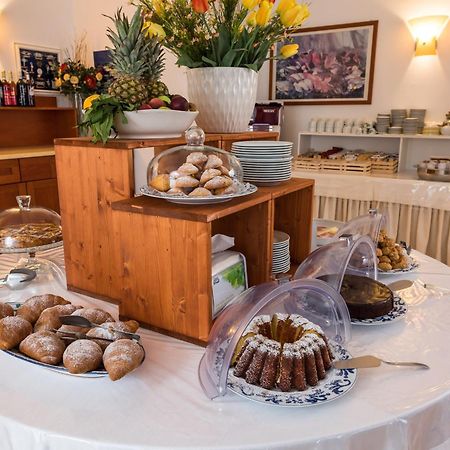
[19,331,66,365]
[34,304,79,332]
[0,303,14,320]
[0,316,32,350]
[205,154,223,169]
[86,320,140,350]
[103,339,145,381]
[167,187,186,196]
[16,294,70,324]
[63,339,103,374]
[219,165,231,176]
[214,184,237,195]
[204,176,233,190]
[177,163,199,176]
[186,152,208,167]
[199,168,221,185]
[58,307,114,334]
[188,187,213,197]
[174,176,200,188]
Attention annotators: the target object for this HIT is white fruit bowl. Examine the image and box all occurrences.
[114,109,198,139]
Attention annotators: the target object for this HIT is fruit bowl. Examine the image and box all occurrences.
[114,109,199,139]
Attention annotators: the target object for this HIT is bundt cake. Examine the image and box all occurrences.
[231,314,334,392]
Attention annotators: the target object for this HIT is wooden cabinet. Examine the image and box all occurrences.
[26,178,60,212]
[0,183,26,210]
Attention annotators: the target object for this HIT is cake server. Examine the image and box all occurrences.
[387,279,413,291]
[59,315,141,341]
[334,355,429,370]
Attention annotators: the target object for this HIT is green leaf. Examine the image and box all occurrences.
[201,56,217,67]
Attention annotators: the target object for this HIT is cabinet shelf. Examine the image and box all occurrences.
[0,107,75,111]
[0,145,55,160]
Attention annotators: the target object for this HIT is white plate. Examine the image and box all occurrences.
[351,296,407,325]
[140,182,257,205]
[378,257,419,275]
[231,140,293,147]
[273,231,290,243]
[227,343,357,407]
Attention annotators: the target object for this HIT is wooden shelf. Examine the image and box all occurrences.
[0,107,75,111]
[0,145,55,160]
[300,131,450,140]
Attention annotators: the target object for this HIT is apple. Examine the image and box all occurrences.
[170,95,189,111]
[149,98,165,109]
[139,103,152,110]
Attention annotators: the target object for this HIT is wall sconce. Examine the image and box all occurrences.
[408,15,449,56]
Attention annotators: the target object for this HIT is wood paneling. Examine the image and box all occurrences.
[0,159,20,185]
[26,179,60,212]
[20,156,56,181]
[0,183,26,209]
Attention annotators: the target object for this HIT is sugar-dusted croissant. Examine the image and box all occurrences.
[16,294,70,324]
[103,339,145,381]
[186,152,208,167]
[86,320,140,350]
[0,303,14,320]
[219,165,231,176]
[189,187,213,197]
[205,154,223,169]
[177,163,199,176]
[204,176,233,190]
[34,304,79,332]
[199,168,221,185]
[174,176,200,188]
[19,331,66,365]
[63,339,103,374]
[214,184,237,195]
[58,307,114,334]
[0,316,32,350]
[166,188,186,196]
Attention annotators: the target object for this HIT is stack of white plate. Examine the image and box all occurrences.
[391,109,407,127]
[231,141,293,186]
[410,109,426,133]
[272,230,290,274]
[402,117,419,134]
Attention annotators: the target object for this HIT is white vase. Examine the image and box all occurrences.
[186,67,258,133]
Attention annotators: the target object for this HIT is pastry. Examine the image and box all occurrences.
[219,166,230,176]
[166,187,185,195]
[16,294,70,324]
[376,229,410,272]
[186,152,208,167]
[214,185,237,195]
[86,320,140,350]
[199,168,221,185]
[204,176,232,190]
[34,304,79,332]
[177,163,199,176]
[232,314,333,391]
[58,307,114,333]
[0,223,63,249]
[63,339,103,374]
[0,316,32,350]
[174,176,199,188]
[204,154,223,169]
[19,331,66,365]
[0,303,14,320]
[103,339,145,381]
[150,174,170,192]
[188,187,212,197]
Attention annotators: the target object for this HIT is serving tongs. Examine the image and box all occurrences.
[54,329,115,343]
[59,315,141,341]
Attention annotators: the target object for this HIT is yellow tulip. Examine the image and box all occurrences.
[281,3,310,27]
[255,1,272,26]
[243,0,258,10]
[280,43,299,58]
[276,0,295,14]
[246,11,257,26]
[63,73,70,81]
[70,75,79,85]
[144,21,166,40]
[83,94,100,110]
[55,78,62,88]
[153,0,164,15]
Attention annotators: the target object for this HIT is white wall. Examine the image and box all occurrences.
[256,0,450,145]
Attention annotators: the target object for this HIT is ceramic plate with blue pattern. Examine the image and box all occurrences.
[350,295,407,326]
[227,343,357,407]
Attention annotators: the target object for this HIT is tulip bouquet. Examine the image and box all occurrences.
[134,0,310,71]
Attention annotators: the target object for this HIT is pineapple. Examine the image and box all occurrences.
[148,80,169,98]
[106,7,165,109]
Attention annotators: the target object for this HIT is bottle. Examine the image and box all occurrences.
[1,71,12,106]
[8,72,17,106]
[25,72,35,107]
[16,75,29,107]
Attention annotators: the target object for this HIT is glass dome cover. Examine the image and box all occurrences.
[198,278,351,399]
[142,127,257,203]
[0,195,62,253]
[293,235,378,292]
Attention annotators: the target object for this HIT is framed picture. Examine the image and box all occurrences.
[14,43,61,93]
[269,21,378,105]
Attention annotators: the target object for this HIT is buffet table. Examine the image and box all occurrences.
[0,248,449,450]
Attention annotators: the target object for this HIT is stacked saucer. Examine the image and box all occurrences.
[410,109,426,133]
[272,230,290,274]
[388,126,402,134]
[376,114,390,133]
[231,141,293,186]
[402,117,419,134]
[391,109,407,127]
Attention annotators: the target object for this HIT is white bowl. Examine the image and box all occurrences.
[115,109,198,139]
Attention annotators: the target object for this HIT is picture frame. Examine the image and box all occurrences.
[269,21,378,105]
[14,43,61,93]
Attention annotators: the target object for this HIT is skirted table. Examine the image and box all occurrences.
[0,248,449,450]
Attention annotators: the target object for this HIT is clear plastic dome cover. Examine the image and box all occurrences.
[146,127,244,197]
[198,278,351,399]
[0,195,62,251]
[293,235,378,292]
[335,208,387,244]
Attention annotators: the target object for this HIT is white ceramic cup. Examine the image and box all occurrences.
[316,119,325,132]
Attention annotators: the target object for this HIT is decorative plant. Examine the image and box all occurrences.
[134,0,310,71]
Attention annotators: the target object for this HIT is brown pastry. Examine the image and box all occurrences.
[16,294,70,324]
[86,320,140,350]
[199,168,221,185]
[167,188,186,195]
[63,339,103,374]
[0,316,32,350]
[58,307,114,334]
[177,163,199,176]
[19,331,66,365]
[0,223,62,249]
[219,166,230,176]
[204,154,223,169]
[103,339,145,381]
[174,176,199,188]
[34,304,79,332]
[186,152,208,167]
[214,185,237,195]
[204,176,233,190]
[0,303,14,320]
[188,187,213,197]
[150,174,170,192]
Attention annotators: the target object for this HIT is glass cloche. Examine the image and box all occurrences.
[141,127,257,204]
[0,195,62,253]
[198,278,351,400]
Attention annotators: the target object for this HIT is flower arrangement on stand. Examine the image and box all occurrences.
[133,0,310,132]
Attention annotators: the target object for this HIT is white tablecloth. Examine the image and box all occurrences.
[0,249,449,450]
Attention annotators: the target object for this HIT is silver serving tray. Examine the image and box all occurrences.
[417,168,450,183]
